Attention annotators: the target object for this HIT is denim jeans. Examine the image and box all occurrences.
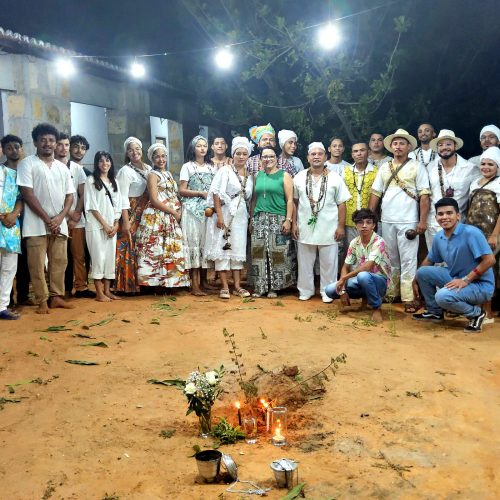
[415,266,493,318]
[325,271,388,308]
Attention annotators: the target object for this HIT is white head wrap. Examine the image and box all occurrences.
[308,142,326,154]
[480,146,500,168]
[231,136,254,156]
[124,136,142,152]
[191,135,207,147]
[147,143,168,162]
[278,129,297,149]
[480,125,500,141]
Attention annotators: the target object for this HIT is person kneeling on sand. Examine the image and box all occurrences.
[412,197,496,333]
[324,209,392,323]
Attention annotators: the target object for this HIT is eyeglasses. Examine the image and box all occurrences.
[261,155,276,161]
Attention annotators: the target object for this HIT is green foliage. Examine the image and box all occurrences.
[211,417,245,444]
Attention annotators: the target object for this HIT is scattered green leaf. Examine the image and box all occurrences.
[159,429,176,439]
[150,318,160,325]
[65,360,100,366]
[259,327,267,339]
[37,325,71,332]
[148,378,184,388]
[72,333,94,339]
[272,300,284,307]
[80,341,108,348]
[280,483,306,499]
[26,351,39,357]
[39,336,52,342]
[406,391,422,399]
[211,417,245,444]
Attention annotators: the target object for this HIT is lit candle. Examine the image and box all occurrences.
[235,401,242,426]
[272,419,286,445]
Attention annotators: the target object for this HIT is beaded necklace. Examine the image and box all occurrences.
[437,160,456,198]
[416,148,435,168]
[305,167,328,229]
[349,163,368,196]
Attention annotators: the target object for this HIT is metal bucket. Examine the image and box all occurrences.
[195,450,222,483]
[270,458,298,489]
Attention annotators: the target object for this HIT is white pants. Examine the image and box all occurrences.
[86,229,117,280]
[380,222,418,302]
[425,225,439,250]
[0,250,18,311]
[214,259,244,272]
[345,227,358,246]
[297,242,338,298]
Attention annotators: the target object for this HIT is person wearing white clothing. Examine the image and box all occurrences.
[278,129,304,177]
[17,123,75,314]
[324,137,350,175]
[425,130,480,248]
[204,137,253,299]
[85,152,122,302]
[368,133,392,168]
[409,123,437,171]
[293,142,351,302]
[369,129,430,310]
[469,124,500,166]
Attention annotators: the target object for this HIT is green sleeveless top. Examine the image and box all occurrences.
[254,170,286,216]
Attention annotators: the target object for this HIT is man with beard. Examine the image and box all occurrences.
[368,133,392,168]
[57,134,95,299]
[70,134,91,176]
[425,130,479,247]
[0,135,24,319]
[409,123,437,171]
[413,197,495,333]
[469,125,500,166]
[247,123,294,176]
[369,129,430,312]
[17,124,75,314]
[292,142,350,302]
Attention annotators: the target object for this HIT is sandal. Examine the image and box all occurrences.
[0,308,20,320]
[233,288,250,298]
[220,288,230,299]
[404,299,423,314]
[267,291,278,299]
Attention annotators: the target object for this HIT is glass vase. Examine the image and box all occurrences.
[198,409,212,438]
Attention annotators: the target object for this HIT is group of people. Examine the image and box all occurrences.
[0,121,498,334]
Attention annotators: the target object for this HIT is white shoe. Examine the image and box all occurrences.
[299,295,312,301]
[321,293,333,303]
[483,316,495,325]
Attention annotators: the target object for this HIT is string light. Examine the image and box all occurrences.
[214,48,233,70]
[130,61,146,78]
[56,58,76,77]
[317,22,341,50]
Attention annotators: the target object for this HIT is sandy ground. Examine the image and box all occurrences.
[0,290,499,500]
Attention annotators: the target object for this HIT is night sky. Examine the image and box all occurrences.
[2,0,500,156]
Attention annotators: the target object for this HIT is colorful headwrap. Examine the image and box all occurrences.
[147,143,168,162]
[191,135,207,147]
[231,137,254,157]
[480,125,500,141]
[249,123,275,144]
[124,136,142,152]
[278,129,297,149]
[480,146,500,167]
[308,142,326,154]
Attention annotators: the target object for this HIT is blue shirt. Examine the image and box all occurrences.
[428,222,494,288]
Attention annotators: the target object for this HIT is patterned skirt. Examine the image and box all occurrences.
[249,212,296,295]
[115,192,149,293]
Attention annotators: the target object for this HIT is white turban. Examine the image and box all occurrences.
[124,136,142,152]
[308,142,325,154]
[278,129,297,149]
[480,146,500,168]
[231,136,254,156]
[147,143,168,162]
[480,125,500,141]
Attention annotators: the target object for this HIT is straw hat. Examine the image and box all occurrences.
[429,129,464,152]
[383,129,417,153]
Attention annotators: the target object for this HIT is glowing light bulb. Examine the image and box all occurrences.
[317,22,341,50]
[56,58,76,77]
[130,61,145,78]
[214,48,233,70]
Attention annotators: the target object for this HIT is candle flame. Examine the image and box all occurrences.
[235,401,241,409]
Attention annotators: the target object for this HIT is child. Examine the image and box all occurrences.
[84,151,122,302]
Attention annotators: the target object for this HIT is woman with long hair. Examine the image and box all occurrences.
[178,135,216,295]
[249,146,296,297]
[84,152,122,302]
[115,137,152,293]
[136,144,190,291]
[204,137,253,298]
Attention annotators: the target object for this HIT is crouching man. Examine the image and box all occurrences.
[324,208,392,323]
[412,198,495,333]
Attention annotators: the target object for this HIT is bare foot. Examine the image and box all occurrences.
[36,301,50,314]
[96,295,112,302]
[371,309,383,323]
[358,298,368,311]
[191,289,207,296]
[105,292,122,300]
[49,296,76,309]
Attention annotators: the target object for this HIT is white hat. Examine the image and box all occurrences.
[308,142,325,154]
[480,146,500,167]
[147,143,168,162]
[231,136,253,156]
[123,136,142,152]
[278,130,297,149]
[429,129,464,152]
[480,125,500,141]
[383,129,417,153]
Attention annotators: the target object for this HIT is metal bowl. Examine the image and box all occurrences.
[221,453,238,480]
